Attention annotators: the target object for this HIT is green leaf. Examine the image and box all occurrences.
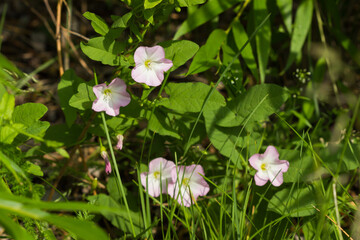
[0,123,26,144]
[24,161,43,176]
[81,37,125,66]
[12,103,49,137]
[281,149,313,183]
[323,142,360,173]
[144,0,162,9]
[13,103,47,126]
[203,107,261,167]
[44,124,83,147]
[83,11,109,35]
[158,82,226,113]
[268,186,316,217]
[232,20,259,82]
[282,143,360,184]
[58,69,84,127]
[88,194,143,235]
[187,29,227,75]
[0,193,109,240]
[111,12,132,28]
[0,83,6,100]
[177,0,206,7]
[0,53,25,78]
[45,215,108,240]
[276,0,292,34]
[148,110,181,139]
[69,82,96,111]
[0,210,36,240]
[0,150,28,184]
[282,0,313,73]
[0,91,14,122]
[253,0,271,83]
[106,177,127,202]
[174,0,240,39]
[159,40,199,71]
[25,121,50,138]
[56,148,70,159]
[217,84,289,129]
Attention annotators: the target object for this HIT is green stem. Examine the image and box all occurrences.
[137,71,172,239]
[94,72,136,237]
[100,111,136,237]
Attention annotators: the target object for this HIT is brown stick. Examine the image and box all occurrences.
[23,0,55,38]
[313,205,354,240]
[56,0,64,76]
[43,0,56,24]
[62,28,93,76]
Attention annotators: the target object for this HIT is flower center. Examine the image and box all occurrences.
[182,178,190,187]
[102,88,112,102]
[260,163,267,171]
[144,59,152,69]
[153,171,160,179]
[103,88,112,96]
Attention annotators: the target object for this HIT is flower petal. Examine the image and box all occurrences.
[263,145,279,162]
[173,186,192,207]
[105,160,112,175]
[272,160,289,173]
[92,83,107,98]
[92,98,108,113]
[254,172,269,186]
[141,172,161,197]
[131,65,162,86]
[133,47,148,64]
[267,169,284,187]
[110,92,131,108]
[167,180,175,198]
[170,164,209,207]
[188,180,210,200]
[108,78,128,94]
[149,158,175,178]
[145,46,166,61]
[171,165,185,183]
[153,59,173,73]
[104,100,119,116]
[115,134,124,150]
[131,65,164,87]
[249,154,262,170]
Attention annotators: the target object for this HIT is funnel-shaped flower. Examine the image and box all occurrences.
[249,146,289,187]
[131,46,173,87]
[101,149,111,175]
[92,78,131,116]
[140,158,176,197]
[168,164,210,207]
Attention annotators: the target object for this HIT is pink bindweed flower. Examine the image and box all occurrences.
[140,158,176,197]
[131,46,173,87]
[168,164,210,207]
[101,149,112,175]
[115,134,124,150]
[249,146,289,187]
[92,78,131,116]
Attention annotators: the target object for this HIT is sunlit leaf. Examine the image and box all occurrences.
[83,11,109,35]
